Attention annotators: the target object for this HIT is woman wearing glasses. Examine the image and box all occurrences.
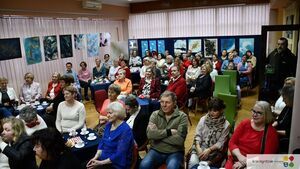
[225,101,279,169]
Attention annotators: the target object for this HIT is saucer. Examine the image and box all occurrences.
[37,107,44,110]
[69,132,78,137]
[74,143,84,148]
[80,131,89,135]
[42,103,48,106]
[87,136,97,140]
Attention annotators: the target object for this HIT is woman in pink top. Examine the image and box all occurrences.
[78,61,92,101]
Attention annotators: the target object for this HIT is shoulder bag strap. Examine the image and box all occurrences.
[260,124,269,154]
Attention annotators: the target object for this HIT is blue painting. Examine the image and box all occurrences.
[141,40,149,57]
[0,38,22,61]
[239,38,254,57]
[174,39,187,54]
[220,38,235,53]
[24,37,42,65]
[149,40,157,52]
[43,35,58,61]
[59,35,73,58]
[74,34,85,50]
[87,33,99,57]
[157,40,165,54]
[188,39,202,53]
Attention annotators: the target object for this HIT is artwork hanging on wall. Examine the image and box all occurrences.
[99,32,111,47]
[157,40,165,54]
[220,38,235,52]
[129,39,138,50]
[87,33,99,57]
[188,39,202,53]
[43,35,58,61]
[141,40,149,57]
[239,38,254,57]
[0,38,22,61]
[60,35,73,58]
[149,40,157,52]
[24,37,42,65]
[74,34,85,50]
[204,38,217,58]
[174,39,187,54]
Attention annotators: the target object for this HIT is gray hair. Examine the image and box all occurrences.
[254,101,273,124]
[19,106,37,123]
[107,101,126,120]
[281,85,295,104]
[108,84,121,95]
[160,91,177,103]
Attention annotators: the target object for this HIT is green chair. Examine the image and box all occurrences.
[213,75,231,97]
[223,70,237,95]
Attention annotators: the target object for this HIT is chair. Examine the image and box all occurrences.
[213,75,231,97]
[180,100,192,126]
[217,93,238,131]
[223,70,237,95]
[130,143,139,169]
[94,90,107,113]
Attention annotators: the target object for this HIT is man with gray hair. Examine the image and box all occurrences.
[139,91,188,169]
[17,106,47,136]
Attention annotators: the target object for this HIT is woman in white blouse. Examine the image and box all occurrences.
[19,72,42,103]
[0,77,18,117]
[185,58,201,85]
[56,86,86,133]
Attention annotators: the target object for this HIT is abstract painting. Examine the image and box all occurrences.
[43,35,58,61]
[220,38,235,53]
[149,40,157,52]
[174,39,187,54]
[87,33,99,57]
[239,38,254,57]
[157,40,165,54]
[141,40,149,57]
[74,34,85,50]
[60,35,73,58]
[24,37,42,65]
[188,39,202,53]
[0,38,22,61]
[99,32,111,47]
[204,38,217,58]
[129,39,138,49]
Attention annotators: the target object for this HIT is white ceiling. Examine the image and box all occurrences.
[101,0,156,6]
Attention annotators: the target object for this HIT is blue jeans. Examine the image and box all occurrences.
[0,106,14,117]
[139,149,183,169]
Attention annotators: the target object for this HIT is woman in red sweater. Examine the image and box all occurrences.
[225,101,279,169]
[138,67,161,99]
[45,72,61,101]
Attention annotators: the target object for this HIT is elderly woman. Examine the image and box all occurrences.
[225,101,279,169]
[114,69,132,100]
[185,58,201,85]
[138,67,161,99]
[188,98,230,168]
[108,59,120,82]
[189,64,212,100]
[55,86,86,133]
[20,72,42,103]
[0,77,18,118]
[45,72,61,101]
[93,58,106,79]
[0,117,37,169]
[87,102,134,169]
[17,106,47,136]
[129,50,142,73]
[140,57,152,78]
[31,128,81,169]
[78,61,92,101]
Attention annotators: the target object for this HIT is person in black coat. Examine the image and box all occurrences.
[31,127,82,169]
[0,117,37,169]
[189,64,212,99]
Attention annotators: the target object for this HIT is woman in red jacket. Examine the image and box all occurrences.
[45,72,61,101]
[138,67,161,99]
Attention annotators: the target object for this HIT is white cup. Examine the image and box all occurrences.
[198,161,209,169]
[88,133,95,138]
[25,102,30,106]
[76,140,84,147]
[81,128,87,133]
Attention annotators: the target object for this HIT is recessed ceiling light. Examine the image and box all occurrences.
[128,0,132,1]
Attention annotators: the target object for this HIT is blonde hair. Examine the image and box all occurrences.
[0,77,8,83]
[2,117,26,142]
[254,101,274,124]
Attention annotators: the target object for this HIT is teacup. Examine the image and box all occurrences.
[88,133,95,138]
[81,128,87,133]
[42,101,47,105]
[76,140,84,147]
[198,161,209,169]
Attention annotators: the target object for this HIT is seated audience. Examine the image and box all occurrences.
[232,49,241,66]
[220,49,227,61]
[118,60,131,79]
[140,57,152,78]
[182,53,192,70]
[139,91,188,169]
[185,58,201,85]
[188,98,230,168]
[93,58,106,79]
[138,67,161,99]
[55,86,86,133]
[170,57,185,77]
[189,64,212,100]
[125,95,151,148]
[114,69,132,100]
[0,117,37,169]
[0,77,18,118]
[225,101,279,169]
[205,59,218,82]
[31,128,82,169]
[246,50,256,69]
[17,106,47,136]
[20,72,42,103]
[87,102,134,169]
[129,50,142,73]
[65,62,81,89]
[162,55,174,80]
[221,52,234,72]
[45,72,61,101]
[212,53,222,73]
[156,53,166,76]
[0,120,9,169]
[237,55,253,87]
[167,66,187,108]
[108,59,120,82]
[78,61,92,101]
[103,54,112,76]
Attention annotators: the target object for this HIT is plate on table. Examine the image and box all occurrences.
[87,136,97,141]
[74,143,85,148]
[69,132,78,137]
[80,131,89,135]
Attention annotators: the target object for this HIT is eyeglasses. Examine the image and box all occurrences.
[251,109,263,116]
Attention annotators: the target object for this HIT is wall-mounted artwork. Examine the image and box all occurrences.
[87,33,99,57]
[157,40,165,54]
[174,39,187,54]
[239,38,254,57]
[99,32,111,47]
[188,39,202,53]
[129,39,138,50]
[74,34,85,50]
[204,38,217,58]
[43,35,58,61]
[24,37,42,65]
[60,35,73,58]
[141,40,149,57]
[220,38,235,52]
[0,38,22,61]
[149,40,157,52]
